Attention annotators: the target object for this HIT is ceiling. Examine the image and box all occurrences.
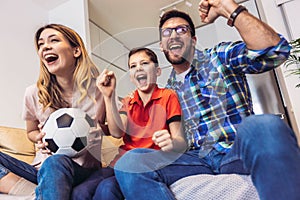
[33,0,246,51]
[88,0,203,49]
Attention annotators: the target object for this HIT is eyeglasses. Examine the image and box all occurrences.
[161,25,190,37]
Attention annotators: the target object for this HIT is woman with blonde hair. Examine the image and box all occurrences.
[0,23,107,199]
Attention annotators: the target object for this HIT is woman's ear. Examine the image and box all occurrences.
[74,47,81,58]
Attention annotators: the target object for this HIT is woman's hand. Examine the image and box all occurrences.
[36,131,52,155]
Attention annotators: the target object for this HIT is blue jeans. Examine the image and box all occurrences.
[36,154,99,200]
[93,176,123,200]
[72,167,115,200]
[0,152,37,183]
[115,114,300,200]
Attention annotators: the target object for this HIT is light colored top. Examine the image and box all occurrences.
[22,79,106,169]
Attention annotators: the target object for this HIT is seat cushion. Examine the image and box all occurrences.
[170,174,259,200]
[0,126,35,164]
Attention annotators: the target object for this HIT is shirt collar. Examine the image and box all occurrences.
[129,84,161,105]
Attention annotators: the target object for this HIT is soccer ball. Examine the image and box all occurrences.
[42,108,95,157]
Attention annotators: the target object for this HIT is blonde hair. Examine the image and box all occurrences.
[34,24,99,110]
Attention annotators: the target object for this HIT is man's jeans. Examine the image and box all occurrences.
[115,114,300,200]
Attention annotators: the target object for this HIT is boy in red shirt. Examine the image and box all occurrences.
[95,47,187,199]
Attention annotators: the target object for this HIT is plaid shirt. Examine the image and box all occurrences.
[166,35,291,154]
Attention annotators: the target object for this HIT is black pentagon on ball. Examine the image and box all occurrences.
[72,137,87,151]
[45,138,59,153]
[56,113,74,128]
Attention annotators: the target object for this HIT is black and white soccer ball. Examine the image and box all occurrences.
[42,108,95,157]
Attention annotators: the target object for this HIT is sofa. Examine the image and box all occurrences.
[0,126,259,199]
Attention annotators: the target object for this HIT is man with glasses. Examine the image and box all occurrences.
[114,0,300,200]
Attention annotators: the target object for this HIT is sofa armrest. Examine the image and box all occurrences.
[0,126,36,164]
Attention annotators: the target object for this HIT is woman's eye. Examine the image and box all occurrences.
[51,39,59,42]
[130,65,136,69]
[37,43,44,49]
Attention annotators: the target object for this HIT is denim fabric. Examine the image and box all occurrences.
[72,167,114,200]
[35,154,97,200]
[0,152,37,183]
[0,164,10,179]
[93,176,123,200]
[115,115,300,200]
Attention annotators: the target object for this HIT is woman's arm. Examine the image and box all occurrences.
[26,120,41,143]
[26,120,50,154]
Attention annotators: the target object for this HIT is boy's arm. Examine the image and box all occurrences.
[152,89,187,152]
[152,121,188,153]
[97,69,126,138]
[169,121,188,152]
[103,93,127,138]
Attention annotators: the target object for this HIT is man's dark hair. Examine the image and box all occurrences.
[159,10,196,38]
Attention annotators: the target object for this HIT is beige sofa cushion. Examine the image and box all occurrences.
[101,135,123,167]
[0,126,35,164]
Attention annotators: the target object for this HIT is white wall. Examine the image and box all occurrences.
[257,0,300,136]
[279,0,300,136]
[0,1,48,128]
[48,0,91,52]
[0,0,89,129]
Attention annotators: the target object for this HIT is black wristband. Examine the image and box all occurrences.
[227,5,248,27]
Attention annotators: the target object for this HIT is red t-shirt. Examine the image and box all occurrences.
[111,85,182,165]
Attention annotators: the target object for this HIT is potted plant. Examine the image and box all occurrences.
[284,38,300,88]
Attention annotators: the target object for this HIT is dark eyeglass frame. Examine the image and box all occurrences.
[161,25,191,38]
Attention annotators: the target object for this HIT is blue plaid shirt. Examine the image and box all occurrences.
[166,35,291,154]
